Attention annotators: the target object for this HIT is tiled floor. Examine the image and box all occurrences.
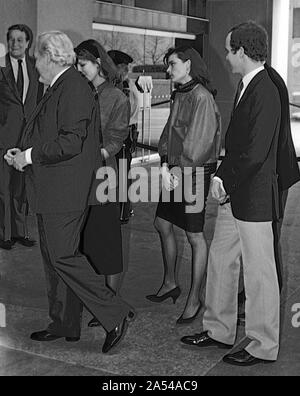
[0,162,300,376]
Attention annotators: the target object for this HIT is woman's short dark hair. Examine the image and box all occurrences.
[164,46,217,97]
[229,21,268,62]
[7,24,33,49]
[74,39,120,86]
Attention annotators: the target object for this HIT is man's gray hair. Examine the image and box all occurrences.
[36,31,76,66]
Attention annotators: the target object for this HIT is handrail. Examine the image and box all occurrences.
[152,101,300,109]
[136,142,158,152]
[136,144,300,162]
[290,102,300,109]
[151,100,171,108]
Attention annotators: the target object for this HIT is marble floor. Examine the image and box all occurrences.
[0,162,300,376]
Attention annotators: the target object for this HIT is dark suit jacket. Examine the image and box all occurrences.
[0,53,42,149]
[216,70,281,222]
[264,64,300,193]
[21,67,101,214]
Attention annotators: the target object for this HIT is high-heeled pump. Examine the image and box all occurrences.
[176,304,202,324]
[146,286,181,304]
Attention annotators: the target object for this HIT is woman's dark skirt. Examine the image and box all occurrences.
[81,203,123,275]
[156,164,215,233]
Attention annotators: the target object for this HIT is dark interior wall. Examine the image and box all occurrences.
[135,0,184,14]
[37,0,93,47]
[0,0,37,57]
[188,0,207,18]
[207,0,273,136]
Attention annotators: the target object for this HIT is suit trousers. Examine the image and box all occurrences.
[37,210,130,337]
[203,203,280,361]
[0,153,28,241]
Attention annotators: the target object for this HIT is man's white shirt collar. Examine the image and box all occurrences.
[50,66,70,87]
[10,55,26,64]
[242,66,265,93]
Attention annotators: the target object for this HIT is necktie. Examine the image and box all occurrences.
[233,79,244,108]
[17,59,24,101]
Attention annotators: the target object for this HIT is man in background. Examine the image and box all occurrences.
[0,24,42,250]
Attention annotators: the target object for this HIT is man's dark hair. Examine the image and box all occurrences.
[7,24,33,49]
[229,21,268,62]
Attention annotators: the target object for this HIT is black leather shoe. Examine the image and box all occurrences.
[102,316,129,354]
[0,239,14,250]
[30,330,80,342]
[181,331,233,349]
[223,349,276,366]
[13,236,36,247]
[30,330,63,342]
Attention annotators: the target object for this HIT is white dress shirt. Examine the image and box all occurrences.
[214,65,265,193]
[10,55,29,104]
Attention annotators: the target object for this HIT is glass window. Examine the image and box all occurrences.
[93,26,195,159]
[93,28,175,155]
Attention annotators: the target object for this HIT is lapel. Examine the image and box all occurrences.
[234,69,266,112]
[22,67,75,140]
[1,53,22,103]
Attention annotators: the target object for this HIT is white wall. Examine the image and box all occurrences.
[271,0,291,83]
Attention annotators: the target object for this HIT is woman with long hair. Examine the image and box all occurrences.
[146,46,221,324]
[75,39,130,327]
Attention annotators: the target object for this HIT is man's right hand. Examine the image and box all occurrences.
[211,177,227,202]
[4,148,21,166]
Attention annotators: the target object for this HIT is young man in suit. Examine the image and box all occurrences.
[4,31,133,354]
[0,24,42,249]
[181,22,282,366]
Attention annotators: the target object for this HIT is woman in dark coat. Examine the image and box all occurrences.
[146,46,221,324]
[75,40,130,327]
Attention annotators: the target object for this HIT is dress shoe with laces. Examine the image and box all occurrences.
[102,315,129,354]
[30,330,80,342]
[223,349,276,366]
[13,236,36,247]
[0,239,14,250]
[181,331,233,349]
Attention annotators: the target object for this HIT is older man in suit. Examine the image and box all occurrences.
[181,22,282,366]
[5,31,133,354]
[0,24,42,249]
